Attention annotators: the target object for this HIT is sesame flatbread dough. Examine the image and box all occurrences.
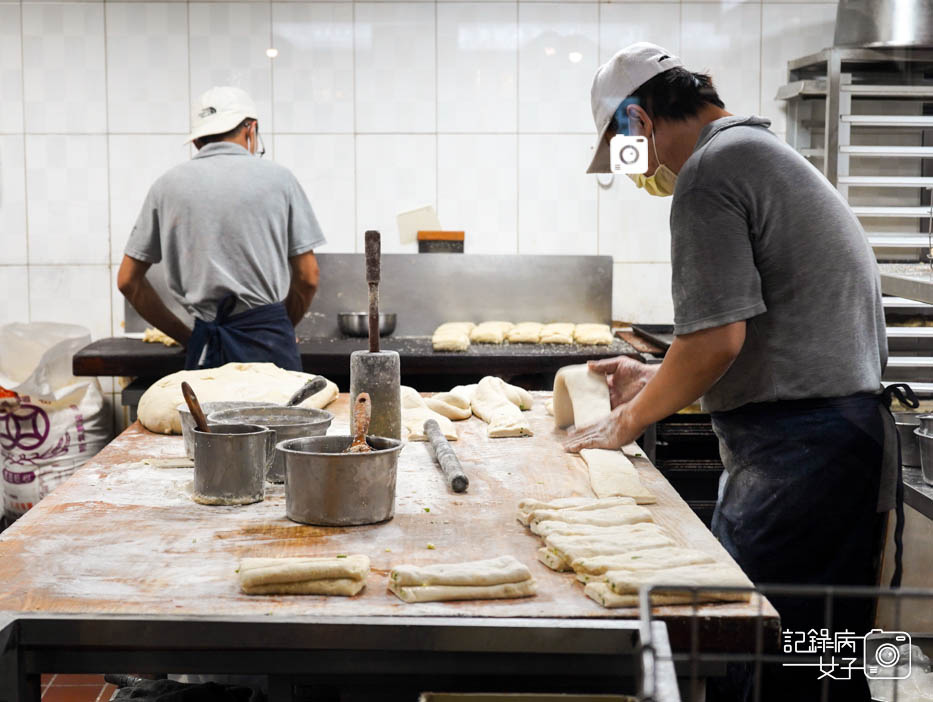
[388,556,537,603]
[137,363,338,434]
[545,530,675,564]
[540,323,576,344]
[516,496,637,526]
[400,386,457,441]
[583,563,755,608]
[573,323,613,346]
[470,321,514,344]
[537,546,571,572]
[572,547,716,583]
[580,449,655,503]
[238,555,370,596]
[507,322,543,344]
[471,376,534,438]
[389,580,538,603]
[527,504,653,529]
[425,390,473,420]
[531,521,669,539]
[142,327,179,346]
[552,364,611,430]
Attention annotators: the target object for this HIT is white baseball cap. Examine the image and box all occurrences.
[586,42,682,174]
[186,86,258,144]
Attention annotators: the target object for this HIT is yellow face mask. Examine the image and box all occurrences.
[627,132,677,197]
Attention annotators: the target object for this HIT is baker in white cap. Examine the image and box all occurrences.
[566,43,894,702]
[117,86,325,371]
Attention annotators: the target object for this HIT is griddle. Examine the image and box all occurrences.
[631,324,674,351]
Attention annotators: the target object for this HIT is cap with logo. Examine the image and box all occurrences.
[186,86,258,144]
[586,42,682,174]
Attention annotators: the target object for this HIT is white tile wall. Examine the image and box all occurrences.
[0,4,24,135]
[25,135,110,265]
[21,2,108,134]
[106,2,190,134]
[6,0,840,345]
[354,3,436,133]
[0,136,28,266]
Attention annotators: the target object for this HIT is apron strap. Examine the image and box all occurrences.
[880,383,918,589]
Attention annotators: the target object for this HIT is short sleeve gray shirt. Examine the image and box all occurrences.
[670,116,886,413]
[125,142,326,321]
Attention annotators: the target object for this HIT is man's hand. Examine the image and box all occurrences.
[117,255,192,345]
[587,356,658,408]
[564,404,640,452]
[285,251,320,327]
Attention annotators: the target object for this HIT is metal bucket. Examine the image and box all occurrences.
[177,401,276,458]
[915,428,933,486]
[894,412,922,468]
[277,435,403,526]
[208,406,335,483]
[192,423,275,505]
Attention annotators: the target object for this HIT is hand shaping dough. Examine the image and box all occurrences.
[573,323,613,346]
[388,556,537,603]
[239,555,370,596]
[471,377,533,438]
[552,364,610,430]
[401,386,457,441]
[138,363,339,434]
[580,449,655,503]
[540,323,575,344]
[142,327,179,347]
[470,321,514,344]
[507,322,543,344]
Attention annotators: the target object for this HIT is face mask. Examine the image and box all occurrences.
[627,132,677,197]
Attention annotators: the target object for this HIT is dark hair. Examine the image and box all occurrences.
[194,118,253,147]
[630,67,724,122]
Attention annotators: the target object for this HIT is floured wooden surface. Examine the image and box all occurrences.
[0,393,777,649]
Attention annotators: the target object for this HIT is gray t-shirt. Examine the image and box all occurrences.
[670,116,886,413]
[125,142,326,321]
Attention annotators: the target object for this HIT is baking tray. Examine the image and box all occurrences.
[631,324,674,351]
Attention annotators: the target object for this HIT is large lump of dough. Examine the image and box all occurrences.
[138,362,339,434]
[471,376,534,438]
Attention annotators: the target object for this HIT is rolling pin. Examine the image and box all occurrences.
[349,230,401,440]
[423,419,469,493]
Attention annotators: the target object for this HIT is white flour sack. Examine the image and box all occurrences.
[0,323,111,521]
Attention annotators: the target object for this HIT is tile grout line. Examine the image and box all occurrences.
[19,0,31,321]
[514,0,519,255]
[102,0,113,351]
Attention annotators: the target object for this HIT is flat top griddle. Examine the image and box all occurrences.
[631,324,674,351]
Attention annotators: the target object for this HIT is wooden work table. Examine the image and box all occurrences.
[0,393,778,699]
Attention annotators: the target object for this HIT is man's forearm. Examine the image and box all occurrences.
[124,279,192,345]
[626,326,743,433]
[284,283,316,327]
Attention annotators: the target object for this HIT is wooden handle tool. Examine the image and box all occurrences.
[365,230,381,354]
[181,382,210,433]
[424,419,469,493]
[345,392,373,453]
[286,376,327,407]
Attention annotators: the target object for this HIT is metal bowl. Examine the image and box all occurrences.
[338,312,397,337]
[277,434,402,526]
[176,401,277,459]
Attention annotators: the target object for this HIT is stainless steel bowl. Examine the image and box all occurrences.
[894,412,922,468]
[914,428,933,486]
[176,401,276,459]
[208,406,335,483]
[277,434,402,526]
[338,312,397,337]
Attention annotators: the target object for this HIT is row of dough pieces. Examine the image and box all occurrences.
[517,495,753,609]
[433,321,613,351]
[239,554,536,603]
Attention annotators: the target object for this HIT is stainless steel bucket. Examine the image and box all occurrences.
[894,412,922,467]
[277,435,403,526]
[192,423,275,505]
[177,401,275,458]
[915,428,933,485]
[208,406,335,483]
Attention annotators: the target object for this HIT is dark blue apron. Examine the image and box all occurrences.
[706,388,912,702]
[184,295,302,372]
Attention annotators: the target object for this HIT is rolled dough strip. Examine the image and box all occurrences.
[239,555,370,589]
[137,362,338,435]
[583,582,722,609]
[528,504,652,529]
[540,323,575,344]
[536,547,570,572]
[432,330,470,352]
[425,391,472,421]
[401,386,457,441]
[470,321,514,344]
[517,496,636,526]
[573,323,613,346]
[606,563,753,603]
[572,547,715,581]
[507,322,543,344]
[531,520,669,539]
[390,555,532,587]
[545,531,675,564]
[581,449,655,503]
[487,404,533,438]
[552,364,611,430]
[471,377,533,438]
[388,579,537,603]
[242,578,366,597]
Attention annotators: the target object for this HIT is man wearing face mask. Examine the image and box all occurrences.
[567,43,894,701]
[117,86,325,371]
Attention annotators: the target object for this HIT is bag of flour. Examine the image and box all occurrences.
[0,322,111,521]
